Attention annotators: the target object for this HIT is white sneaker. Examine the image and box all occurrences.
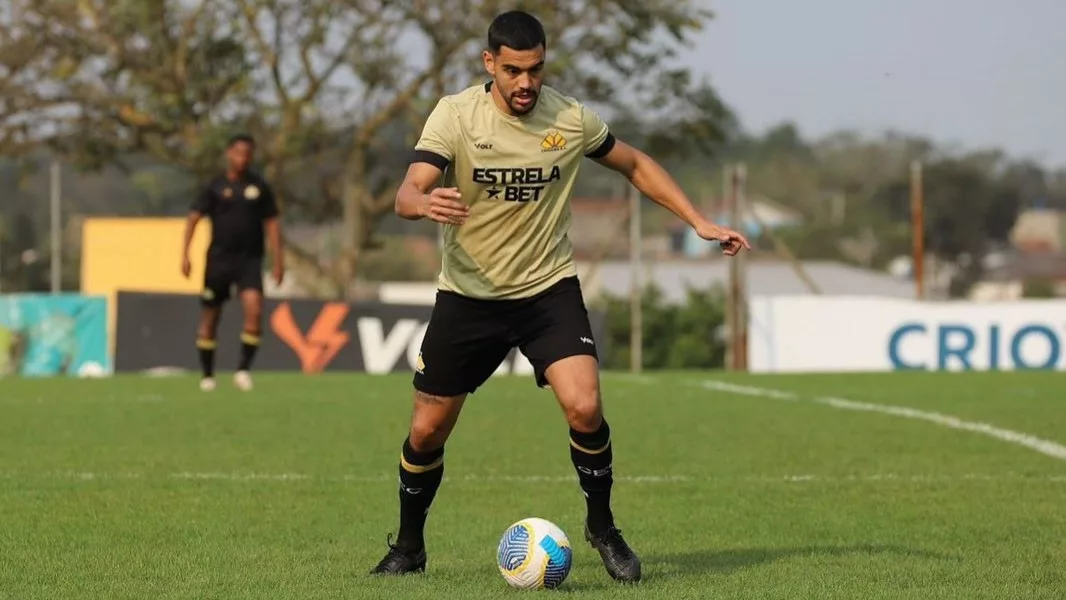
[199,377,217,392]
[234,370,253,392]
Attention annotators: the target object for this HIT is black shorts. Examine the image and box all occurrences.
[413,276,598,396]
[201,256,263,306]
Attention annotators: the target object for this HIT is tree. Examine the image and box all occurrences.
[1,0,731,297]
[0,210,46,292]
[876,156,1023,296]
[597,282,727,371]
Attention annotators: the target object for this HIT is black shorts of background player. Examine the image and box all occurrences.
[181,134,285,392]
[370,10,750,585]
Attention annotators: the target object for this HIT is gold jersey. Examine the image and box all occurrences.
[413,82,614,299]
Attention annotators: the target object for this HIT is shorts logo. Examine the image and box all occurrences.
[202,288,215,301]
[540,130,566,152]
[415,353,425,374]
[244,185,260,200]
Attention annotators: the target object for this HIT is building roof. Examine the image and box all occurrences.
[581,259,916,302]
[981,251,1066,282]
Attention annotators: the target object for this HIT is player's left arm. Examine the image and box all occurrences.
[582,108,750,256]
[260,181,285,284]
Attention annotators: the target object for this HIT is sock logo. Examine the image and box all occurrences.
[271,302,350,373]
[577,465,612,477]
[399,477,424,495]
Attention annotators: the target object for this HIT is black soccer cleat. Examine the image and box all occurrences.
[369,535,427,575]
[585,525,642,583]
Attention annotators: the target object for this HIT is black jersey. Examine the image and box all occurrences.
[191,172,279,260]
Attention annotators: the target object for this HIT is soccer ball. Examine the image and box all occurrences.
[497,517,573,589]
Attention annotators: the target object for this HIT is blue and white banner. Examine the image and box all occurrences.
[0,294,111,377]
[749,296,1066,373]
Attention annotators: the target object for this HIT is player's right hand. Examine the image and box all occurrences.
[181,255,192,278]
[421,187,469,225]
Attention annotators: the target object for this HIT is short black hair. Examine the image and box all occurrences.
[487,11,546,54]
[227,134,255,148]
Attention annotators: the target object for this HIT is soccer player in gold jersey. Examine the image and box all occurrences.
[371,10,749,583]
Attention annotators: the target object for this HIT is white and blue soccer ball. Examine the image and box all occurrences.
[497,517,573,589]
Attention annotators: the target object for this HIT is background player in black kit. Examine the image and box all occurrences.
[181,134,285,392]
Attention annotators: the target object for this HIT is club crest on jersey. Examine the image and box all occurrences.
[541,130,566,152]
[244,185,260,200]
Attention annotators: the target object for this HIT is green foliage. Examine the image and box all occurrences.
[771,223,848,261]
[702,122,1038,298]
[596,283,727,371]
[358,237,440,282]
[0,210,47,292]
[1022,279,1057,298]
[875,157,1024,295]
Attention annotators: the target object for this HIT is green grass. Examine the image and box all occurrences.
[1,371,1065,599]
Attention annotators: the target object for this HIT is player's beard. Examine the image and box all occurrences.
[510,88,538,114]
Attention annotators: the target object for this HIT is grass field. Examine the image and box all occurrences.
[1,370,1065,599]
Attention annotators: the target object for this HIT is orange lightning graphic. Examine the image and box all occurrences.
[271,302,350,373]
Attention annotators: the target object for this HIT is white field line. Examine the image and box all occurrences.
[170,473,692,484]
[699,380,799,401]
[815,396,1066,462]
[0,472,691,484]
[699,380,1066,463]
[1,471,1063,483]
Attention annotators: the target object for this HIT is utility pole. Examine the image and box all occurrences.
[50,159,62,294]
[628,183,642,373]
[725,164,750,371]
[910,160,924,300]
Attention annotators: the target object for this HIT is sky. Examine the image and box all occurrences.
[691,0,1066,168]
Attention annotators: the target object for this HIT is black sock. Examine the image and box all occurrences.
[396,437,444,551]
[570,420,614,535]
[197,338,216,378]
[238,331,260,371]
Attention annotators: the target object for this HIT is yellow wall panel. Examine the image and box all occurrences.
[81,218,211,352]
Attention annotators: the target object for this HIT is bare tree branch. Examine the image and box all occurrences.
[237,0,289,106]
[2,0,724,297]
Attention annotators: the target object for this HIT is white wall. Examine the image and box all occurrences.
[749,296,1066,372]
[377,282,437,306]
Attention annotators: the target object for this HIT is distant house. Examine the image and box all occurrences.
[568,197,629,260]
[672,194,804,257]
[713,193,805,233]
[969,250,1066,300]
[1010,207,1066,252]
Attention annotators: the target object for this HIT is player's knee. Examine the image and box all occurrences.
[242,300,262,321]
[562,388,603,432]
[408,420,448,453]
[409,411,452,453]
[243,310,261,330]
[198,315,219,339]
